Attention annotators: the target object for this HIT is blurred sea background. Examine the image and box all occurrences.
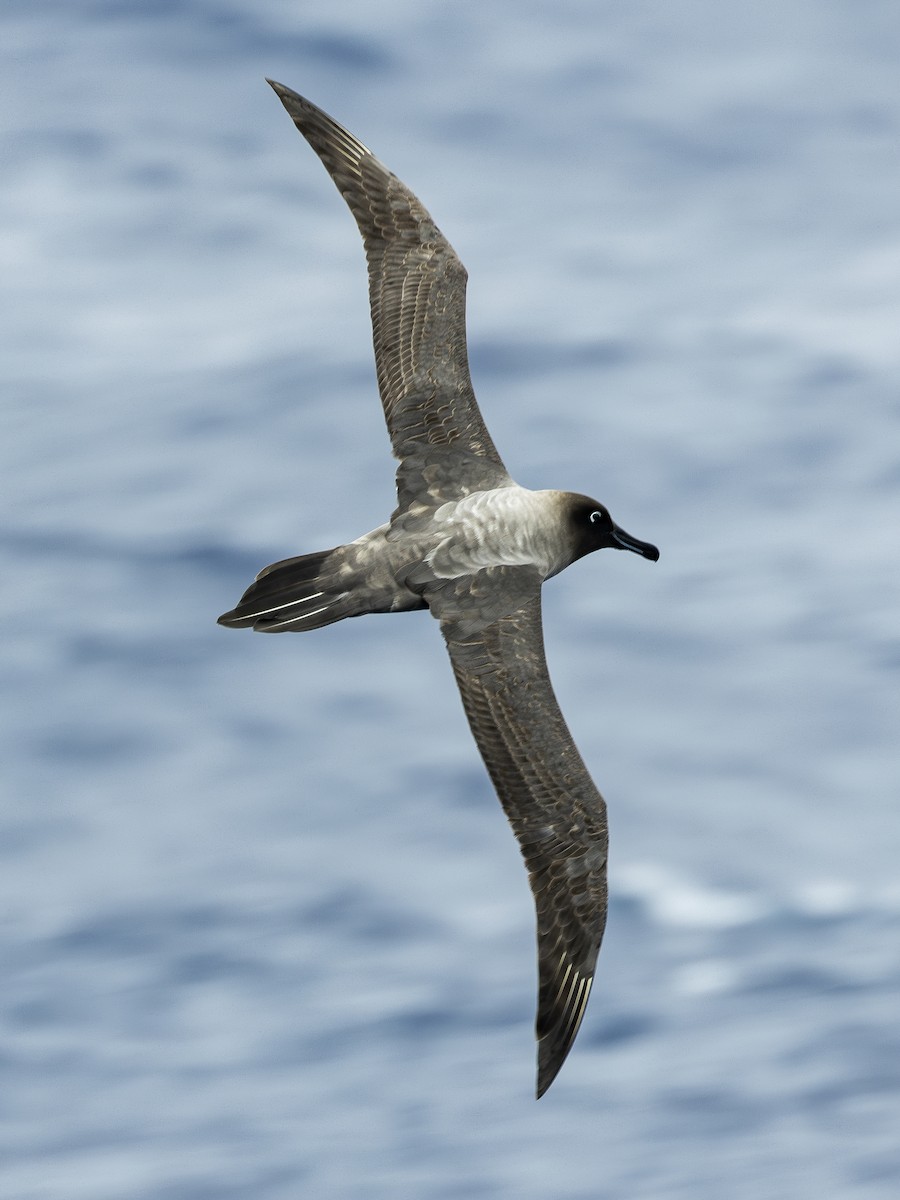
[3,2,899,1197]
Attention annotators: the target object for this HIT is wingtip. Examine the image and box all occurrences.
[535,1054,563,1100]
[265,77,297,104]
[534,969,596,1098]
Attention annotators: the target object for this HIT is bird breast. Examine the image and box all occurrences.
[424,487,568,580]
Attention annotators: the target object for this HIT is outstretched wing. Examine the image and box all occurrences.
[268,81,507,487]
[429,570,609,1097]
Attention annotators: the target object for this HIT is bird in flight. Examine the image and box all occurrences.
[219,80,659,1097]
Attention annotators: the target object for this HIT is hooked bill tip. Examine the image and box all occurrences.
[612,527,660,561]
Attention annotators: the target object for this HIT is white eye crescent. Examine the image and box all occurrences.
[590,511,603,523]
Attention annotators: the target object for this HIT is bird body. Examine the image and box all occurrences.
[414,487,579,580]
[219,81,659,1096]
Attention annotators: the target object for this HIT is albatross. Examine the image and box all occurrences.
[219,81,659,1097]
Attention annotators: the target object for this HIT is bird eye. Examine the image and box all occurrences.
[590,511,603,524]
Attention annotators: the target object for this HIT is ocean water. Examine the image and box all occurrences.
[2,2,899,1197]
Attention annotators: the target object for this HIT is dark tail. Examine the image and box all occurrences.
[218,548,368,633]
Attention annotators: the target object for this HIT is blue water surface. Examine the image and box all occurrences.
[2,2,899,1197]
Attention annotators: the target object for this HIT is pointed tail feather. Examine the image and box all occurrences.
[218,548,361,632]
